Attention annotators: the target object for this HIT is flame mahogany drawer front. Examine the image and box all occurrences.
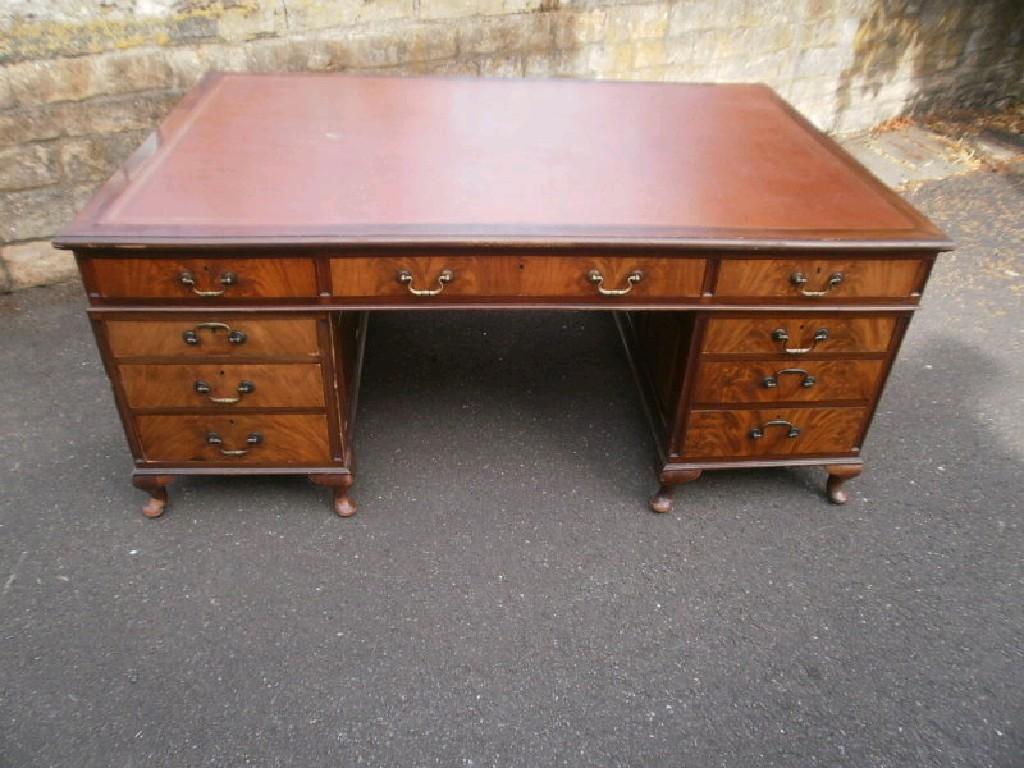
[88,257,318,300]
[330,255,706,300]
[683,407,868,458]
[692,359,885,404]
[715,257,926,300]
[104,317,321,359]
[136,414,332,464]
[119,363,326,410]
[702,315,897,356]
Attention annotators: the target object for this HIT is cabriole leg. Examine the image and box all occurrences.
[132,474,174,519]
[649,470,702,514]
[825,464,863,505]
[310,474,357,517]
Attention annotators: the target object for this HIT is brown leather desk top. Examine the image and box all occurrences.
[55,73,951,250]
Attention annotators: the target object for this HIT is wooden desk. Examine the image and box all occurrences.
[54,73,952,518]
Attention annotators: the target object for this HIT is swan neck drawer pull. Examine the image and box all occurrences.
[182,323,247,346]
[206,431,262,456]
[790,271,843,297]
[587,269,643,296]
[179,270,238,297]
[750,420,801,440]
[397,269,454,296]
[194,379,255,404]
[763,368,816,389]
[772,327,829,354]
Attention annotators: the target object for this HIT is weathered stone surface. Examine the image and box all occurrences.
[419,0,543,21]
[457,13,553,57]
[1,239,77,290]
[6,56,101,106]
[59,131,149,183]
[0,144,61,191]
[0,186,79,242]
[94,51,175,96]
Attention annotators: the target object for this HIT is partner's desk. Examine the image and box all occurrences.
[54,73,952,518]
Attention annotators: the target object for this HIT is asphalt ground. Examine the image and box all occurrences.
[1,169,1021,767]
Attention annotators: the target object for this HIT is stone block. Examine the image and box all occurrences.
[7,57,101,107]
[604,4,669,43]
[1,239,78,291]
[59,131,149,184]
[458,13,553,57]
[0,185,80,242]
[0,144,61,191]
[94,51,175,96]
[47,92,181,138]
[0,108,62,147]
[323,22,459,69]
[478,55,525,77]
[556,8,612,48]
[419,0,543,21]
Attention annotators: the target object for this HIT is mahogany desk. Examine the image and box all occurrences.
[54,73,952,518]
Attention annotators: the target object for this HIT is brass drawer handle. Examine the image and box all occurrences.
[194,379,255,404]
[750,420,801,439]
[179,270,238,297]
[182,322,247,346]
[587,269,643,296]
[772,327,829,354]
[206,431,262,456]
[763,368,816,389]
[397,269,454,296]
[791,271,843,297]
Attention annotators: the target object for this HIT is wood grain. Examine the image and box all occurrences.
[692,359,884,403]
[702,316,896,355]
[331,255,520,297]
[716,258,924,298]
[119,363,325,409]
[683,407,867,458]
[105,317,320,358]
[517,256,705,298]
[89,257,317,299]
[136,414,331,464]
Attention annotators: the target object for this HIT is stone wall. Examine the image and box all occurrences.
[1,0,1022,291]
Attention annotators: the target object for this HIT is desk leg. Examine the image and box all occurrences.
[132,474,174,519]
[825,463,862,505]
[310,473,357,517]
[650,470,702,513]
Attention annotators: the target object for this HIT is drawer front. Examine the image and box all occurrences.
[120,363,325,409]
[683,407,866,458]
[716,258,924,300]
[517,256,705,299]
[105,318,321,359]
[89,257,317,299]
[331,255,706,301]
[702,316,896,355]
[331,256,520,298]
[137,414,331,464]
[693,359,885,404]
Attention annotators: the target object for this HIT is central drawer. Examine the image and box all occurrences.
[136,414,331,464]
[329,255,706,301]
[120,363,325,409]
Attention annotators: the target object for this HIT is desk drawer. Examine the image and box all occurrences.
[517,256,705,299]
[89,257,317,300]
[692,359,884,404]
[716,257,924,300]
[331,256,519,298]
[137,414,331,464]
[120,363,325,409]
[683,407,866,458]
[702,316,896,356]
[105,318,321,359]
[329,255,706,301]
